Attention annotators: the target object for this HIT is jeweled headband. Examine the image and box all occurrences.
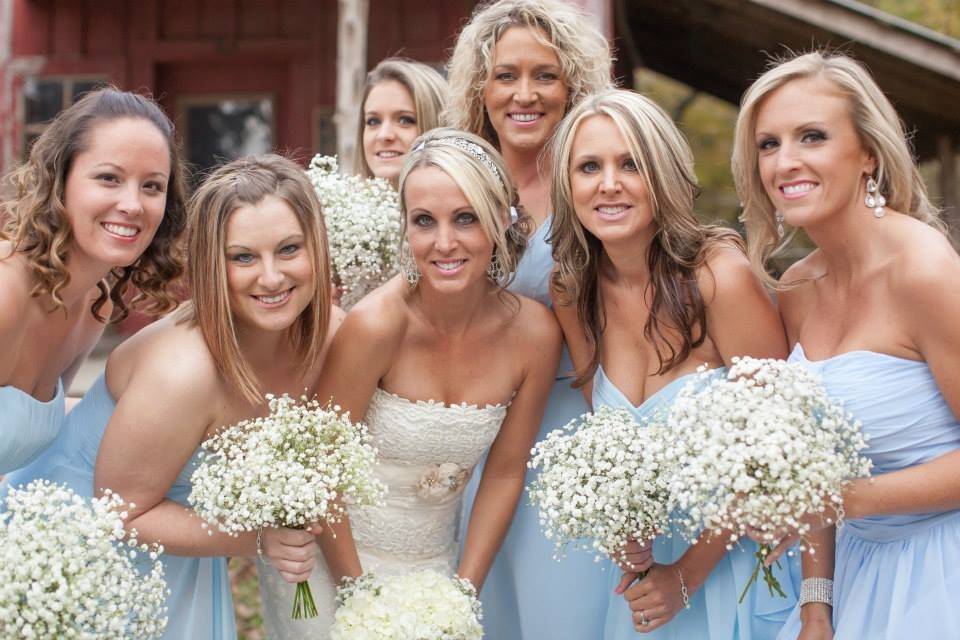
[412,136,518,223]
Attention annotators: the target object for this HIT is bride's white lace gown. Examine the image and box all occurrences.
[257,387,507,639]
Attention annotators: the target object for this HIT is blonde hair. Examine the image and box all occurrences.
[444,0,613,146]
[1,87,188,322]
[549,89,741,385]
[177,154,331,404]
[355,58,449,178]
[732,50,944,286]
[398,127,528,290]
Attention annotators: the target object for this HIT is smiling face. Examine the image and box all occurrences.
[569,114,655,246]
[403,165,494,294]
[362,80,420,183]
[483,26,569,153]
[225,195,315,333]
[754,76,875,230]
[62,117,170,269]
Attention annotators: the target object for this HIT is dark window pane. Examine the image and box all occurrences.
[25,81,64,123]
[72,81,103,103]
[316,111,336,156]
[184,97,273,173]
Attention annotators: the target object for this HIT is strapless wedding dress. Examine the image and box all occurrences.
[257,387,507,639]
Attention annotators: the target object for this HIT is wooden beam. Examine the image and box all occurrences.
[334,0,367,174]
[940,134,959,242]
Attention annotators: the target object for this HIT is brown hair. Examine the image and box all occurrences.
[176,154,331,405]
[1,86,188,322]
[355,58,449,178]
[549,90,741,386]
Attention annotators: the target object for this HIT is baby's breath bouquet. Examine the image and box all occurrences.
[306,155,401,309]
[668,358,872,601]
[0,480,168,638]
[189,394,385,619]
[330,570,483,640]
[528,406,676,567]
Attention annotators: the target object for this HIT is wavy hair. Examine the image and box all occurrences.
[549,89,741,386]
[398,127,529,291]
[176,154,332,405]
[1,87,188,322]
[444,0,613,146]
[355,57,450,178]
[732,50,944,287]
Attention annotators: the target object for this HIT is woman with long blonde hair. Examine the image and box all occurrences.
[5,154,343,639]
[446,2,614,635]
[734,51,960,640]
[550,88,798,639]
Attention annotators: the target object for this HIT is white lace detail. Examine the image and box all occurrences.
[257,387,507,639]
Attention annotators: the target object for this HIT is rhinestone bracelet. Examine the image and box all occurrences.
[799,577,834,607]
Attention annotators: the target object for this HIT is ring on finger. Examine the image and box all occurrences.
[638,610,649,627]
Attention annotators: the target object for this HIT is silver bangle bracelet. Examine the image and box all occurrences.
[799,577,833,607]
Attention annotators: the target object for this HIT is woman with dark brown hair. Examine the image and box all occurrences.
[0,87,187,474]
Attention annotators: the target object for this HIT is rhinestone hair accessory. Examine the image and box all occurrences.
[412,137,508,193]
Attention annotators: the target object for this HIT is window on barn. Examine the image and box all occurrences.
[21,77,107,158]
[177,94,275,174]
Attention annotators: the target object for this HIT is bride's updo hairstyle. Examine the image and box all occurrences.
[177,154,332,404]
[549,89,740,386]
[732,51,944,286]
[398,127,528,289]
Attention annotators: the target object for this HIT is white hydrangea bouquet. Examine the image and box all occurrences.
[189,394,386,619]
[330,570,483,640]
[668,357,872,601]
[528,406,676,568]
[306,155,401,309]
[0,480,168,639]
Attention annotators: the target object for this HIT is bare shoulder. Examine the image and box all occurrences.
[887,217,960,305]
[0,254,32,336]
[697,243,757,303]
[334,279,409,351]
[510,294,562,349]
[108,315,220,400]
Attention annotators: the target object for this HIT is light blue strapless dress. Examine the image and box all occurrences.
[778,344,960,639]
[594,366,800,640]
[0,380,64,475]
[2,375,237,639]
[462,215,608,639]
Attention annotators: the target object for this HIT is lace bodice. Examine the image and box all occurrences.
[350,388,507,560]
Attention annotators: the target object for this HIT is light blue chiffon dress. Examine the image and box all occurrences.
[462,215,609,639]
[594,366,800,640]
[778,344,960,639]
[0,380,64,475]
[2,375,237,639]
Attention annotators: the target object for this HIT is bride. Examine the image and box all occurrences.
[257,128,561,638]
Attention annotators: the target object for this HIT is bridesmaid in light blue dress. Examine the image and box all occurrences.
[0,87,188,476]
[5,155,343,639]
[445,1,615,636]
[733,51,960,639]
[550,89,799,639]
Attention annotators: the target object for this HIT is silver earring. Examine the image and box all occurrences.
[865,175,886,218]
[487,253,504,284]
[775,211,785,238]
[399,245,420,287]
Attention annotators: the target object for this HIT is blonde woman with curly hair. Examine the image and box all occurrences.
[733,51,960,640]
[355,57,449,186]
[0,87,187,475]
[446,1,615,637]
[5,154,343,639]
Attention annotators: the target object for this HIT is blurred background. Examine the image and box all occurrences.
[1,1,957,635]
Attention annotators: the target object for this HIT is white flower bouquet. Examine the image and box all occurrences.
[330,570,483,640]
[306,155,401,309]
[0,480,168,638]
[668,358,872,601]
[189,394,386,619]
[528,406,676,567]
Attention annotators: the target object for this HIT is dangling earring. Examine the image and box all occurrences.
[487,253,505,284]
[399,244,420,287]
[865,175,886,218]
[775,211,785,238]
